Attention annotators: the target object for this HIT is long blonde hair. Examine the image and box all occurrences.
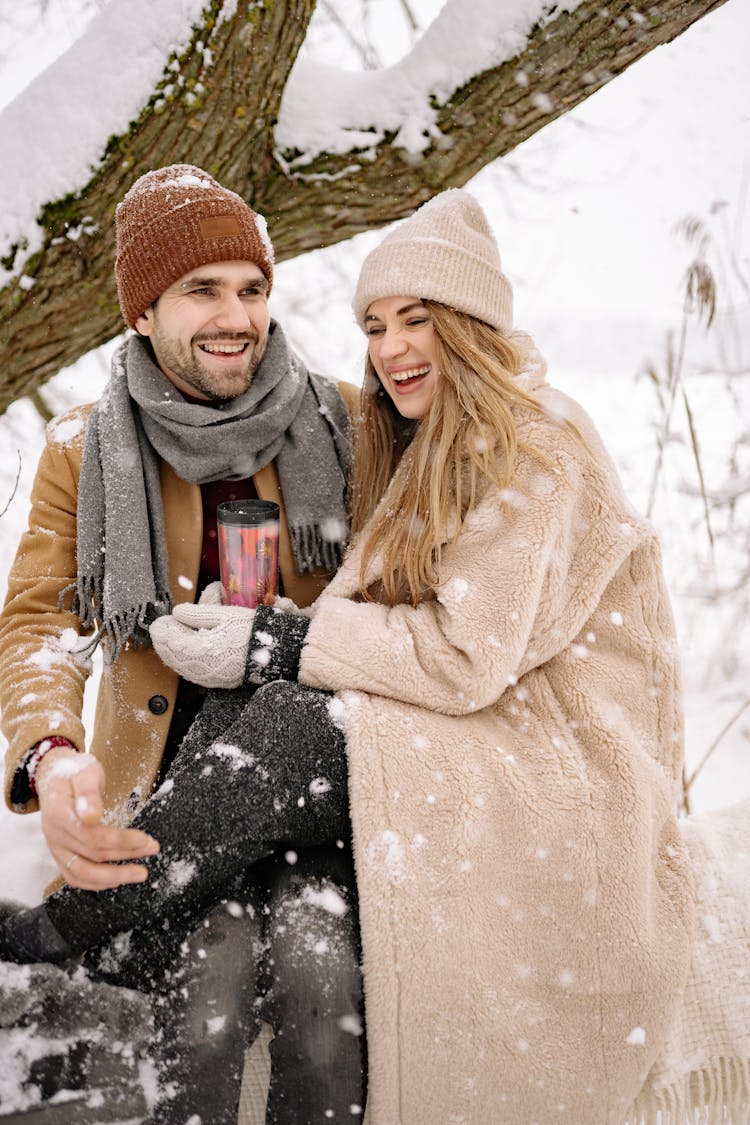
[351,301,549,605]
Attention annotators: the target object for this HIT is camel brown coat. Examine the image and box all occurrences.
[1,384,358,820]
[299,372,695,1124]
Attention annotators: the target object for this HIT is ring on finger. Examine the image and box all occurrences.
[65,852,80,872]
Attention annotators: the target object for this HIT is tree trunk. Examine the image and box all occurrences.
[0,0,726,412]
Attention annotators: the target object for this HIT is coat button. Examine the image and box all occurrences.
[148,695,169,715]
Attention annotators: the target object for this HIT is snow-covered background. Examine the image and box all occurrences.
[0,0,748,903]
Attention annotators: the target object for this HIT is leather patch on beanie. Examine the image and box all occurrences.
[115,164,274,326]
[199,214,242,239]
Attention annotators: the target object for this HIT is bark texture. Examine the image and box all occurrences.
[0,0,727,410]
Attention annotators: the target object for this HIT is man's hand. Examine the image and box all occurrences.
[36,746,159,891]
[149,601,256,688]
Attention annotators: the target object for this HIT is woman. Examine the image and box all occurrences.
[1,190,694,1124]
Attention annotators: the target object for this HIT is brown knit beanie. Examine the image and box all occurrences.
[353,189,513,334]
[115,164,274,327]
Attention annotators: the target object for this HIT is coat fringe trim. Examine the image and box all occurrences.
[623,1056,750,1124]
[59,576,172,662]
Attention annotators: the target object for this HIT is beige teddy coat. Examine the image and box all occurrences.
[299,371,695,1124]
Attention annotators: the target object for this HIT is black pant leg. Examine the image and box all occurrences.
[147,888,265,1125]
[44,682,350,963]
[262,846,367,1124]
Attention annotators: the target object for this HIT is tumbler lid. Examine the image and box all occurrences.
[217,499,280,526]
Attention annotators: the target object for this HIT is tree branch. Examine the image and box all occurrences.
[265,0,727,250]
[0,0,316,410]
[0,0,727,412]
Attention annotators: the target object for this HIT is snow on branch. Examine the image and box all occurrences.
[0,0,209,284]
[0,0,728,409]
[277,0,582,166]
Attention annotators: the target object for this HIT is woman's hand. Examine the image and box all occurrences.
[150,600,256,688]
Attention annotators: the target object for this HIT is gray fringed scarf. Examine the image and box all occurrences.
[63,322,350,659]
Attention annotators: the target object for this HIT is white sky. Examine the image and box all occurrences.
[496,0,749,328]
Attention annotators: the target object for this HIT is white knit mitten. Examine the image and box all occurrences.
[197,580,223,606]
[149,601,255,689]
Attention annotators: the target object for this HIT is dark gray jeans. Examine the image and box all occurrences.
[153,848,364,1125]
[42,681,366,1124]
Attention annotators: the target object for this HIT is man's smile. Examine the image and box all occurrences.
[198,342,249,355]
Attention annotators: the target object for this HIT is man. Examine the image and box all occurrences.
[0,165,364,1123]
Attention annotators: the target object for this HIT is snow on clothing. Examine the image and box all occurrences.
[283,367,695,1124]
[2,681,367,1122]
[34,682,352,967]
[0,371,358,821]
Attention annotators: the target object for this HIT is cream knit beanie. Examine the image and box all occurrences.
[115,164,274,328]
[353,189,513,333]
